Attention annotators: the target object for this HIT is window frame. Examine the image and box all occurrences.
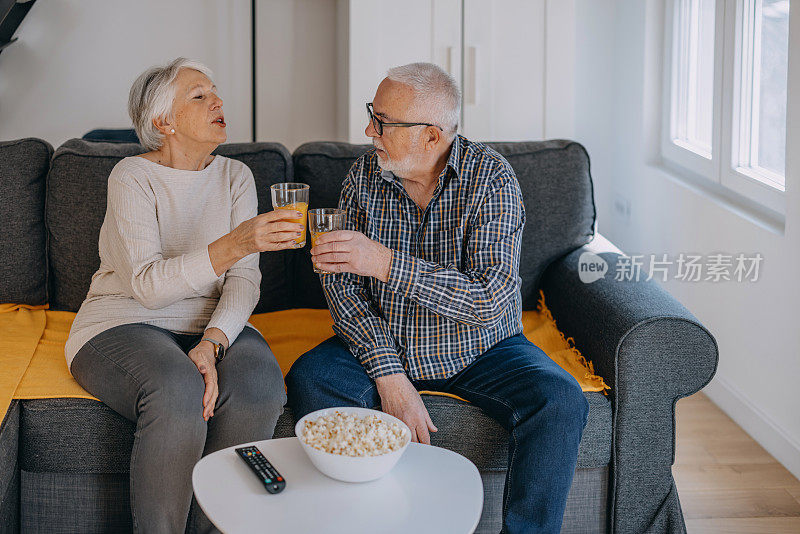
[720,0,787,214]
[661,0,787,217]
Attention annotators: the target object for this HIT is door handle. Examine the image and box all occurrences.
[464,46,477,105]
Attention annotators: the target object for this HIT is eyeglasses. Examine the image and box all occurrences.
[366,103,443,136]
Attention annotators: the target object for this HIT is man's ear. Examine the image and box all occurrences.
[425,125,441,150]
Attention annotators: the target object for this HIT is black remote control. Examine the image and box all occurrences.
[235,445,286,494]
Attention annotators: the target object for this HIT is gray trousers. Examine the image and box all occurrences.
[71,323,287,534]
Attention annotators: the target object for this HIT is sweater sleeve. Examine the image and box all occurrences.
[205,165,261,345]
[103,165,220,310]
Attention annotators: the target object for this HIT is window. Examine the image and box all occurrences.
[732,0,789,189]
[663,0,790,216]
[670,0,716,158]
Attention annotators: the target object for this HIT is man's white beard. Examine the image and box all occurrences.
[376,149,417,178]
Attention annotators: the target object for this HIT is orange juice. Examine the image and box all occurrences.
[276,201,308,244]
[310,231,329,273]
[307,208,344,274]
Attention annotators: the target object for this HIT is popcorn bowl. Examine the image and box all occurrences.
[295,407,412,483]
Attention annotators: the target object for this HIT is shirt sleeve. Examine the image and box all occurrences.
[205,165,262,346]
[104,166,220,310]
[321,160,406,379]
[385,170,525,328]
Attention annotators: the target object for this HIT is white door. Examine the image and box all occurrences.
[461,0,546,141]
[335,0,572,144]
[339,0,462,143]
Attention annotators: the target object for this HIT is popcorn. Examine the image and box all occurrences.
[300,411,408,457]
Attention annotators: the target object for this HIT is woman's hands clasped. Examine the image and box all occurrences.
[187,341,219,421]
[230,210,305,255]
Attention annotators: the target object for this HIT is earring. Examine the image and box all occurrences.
[170,129,175,134]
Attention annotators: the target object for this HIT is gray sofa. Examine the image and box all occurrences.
[0,137,718,533]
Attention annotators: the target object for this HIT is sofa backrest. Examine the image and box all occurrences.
[0,138,53,305]
[45,139,294,313]
[488,140,596,308]
[2,136,595,313]
[290,140,596,310]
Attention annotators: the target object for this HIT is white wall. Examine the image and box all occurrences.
[0,0,253,147]
[255,0,338,150]
[2,1,575,151]
[574,0,800,479]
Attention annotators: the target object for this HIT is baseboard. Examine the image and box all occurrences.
[703,374,800,481]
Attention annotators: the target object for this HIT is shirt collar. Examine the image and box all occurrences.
[378,135,463,184]
[445,134,463,180]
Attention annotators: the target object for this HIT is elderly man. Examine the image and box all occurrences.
[286,62,589,533]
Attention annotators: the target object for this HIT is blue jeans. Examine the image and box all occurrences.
[286,334,590,534]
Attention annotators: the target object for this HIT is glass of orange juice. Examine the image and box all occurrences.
[308,208,345,274]
[270,183,310,247]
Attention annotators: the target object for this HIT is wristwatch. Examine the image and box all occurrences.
[201,338,226,363]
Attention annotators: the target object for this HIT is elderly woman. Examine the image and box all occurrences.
[65,58,301,533]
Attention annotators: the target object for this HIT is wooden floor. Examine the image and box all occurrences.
[674,391,800,533]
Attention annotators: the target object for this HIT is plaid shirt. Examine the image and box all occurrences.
[322,135,525,380]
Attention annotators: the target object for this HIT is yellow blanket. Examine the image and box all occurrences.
[0,292,609,421]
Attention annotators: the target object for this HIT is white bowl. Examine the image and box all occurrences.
[295,407,411,483]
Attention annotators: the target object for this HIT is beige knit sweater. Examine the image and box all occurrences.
[65,155,261,369]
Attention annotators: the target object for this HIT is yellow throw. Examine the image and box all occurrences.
[0,291,609,422]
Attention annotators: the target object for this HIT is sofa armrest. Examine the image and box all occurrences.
[539,234,719,533]
[0,400,20,533]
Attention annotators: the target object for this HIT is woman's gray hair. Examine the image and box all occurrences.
[128,57,214,150]
[386,62,462,138]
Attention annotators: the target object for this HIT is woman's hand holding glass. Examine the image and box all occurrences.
[208,210,304,277]
[229,210,306,255]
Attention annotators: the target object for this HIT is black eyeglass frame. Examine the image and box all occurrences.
[366,103,443,136]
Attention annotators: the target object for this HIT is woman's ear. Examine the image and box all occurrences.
[152,116,173,136]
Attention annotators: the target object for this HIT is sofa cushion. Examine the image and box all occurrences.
[0,138,53,305]
[20,471,131,534]
[289,140,596,310]
[19,393,610,474]
[46,139,294,313]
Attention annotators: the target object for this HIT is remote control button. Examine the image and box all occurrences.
[277,477,283,481]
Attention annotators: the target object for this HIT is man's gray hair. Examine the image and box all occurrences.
[128,57,214,150]
[386,62,461,137]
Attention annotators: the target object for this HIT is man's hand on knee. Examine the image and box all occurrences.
[375,373,438,445]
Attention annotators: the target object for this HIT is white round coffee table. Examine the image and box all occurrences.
[192,437,483,533]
